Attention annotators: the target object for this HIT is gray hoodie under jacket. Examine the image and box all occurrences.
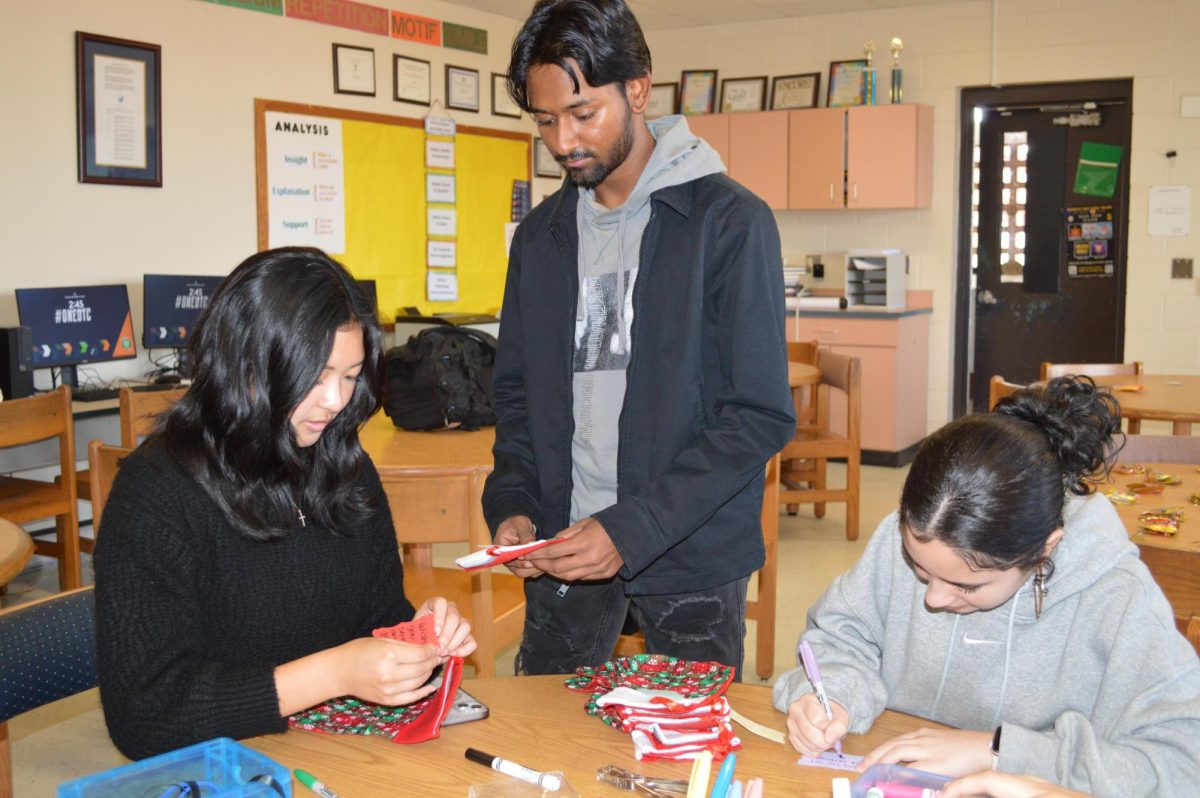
[772,492,1200,797]
[569,115,725,524]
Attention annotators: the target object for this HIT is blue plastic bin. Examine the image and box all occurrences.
[851,763,952,797]
[58,737,292,798]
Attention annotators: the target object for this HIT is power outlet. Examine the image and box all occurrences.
[1171,257,1193,279]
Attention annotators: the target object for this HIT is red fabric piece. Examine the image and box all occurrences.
[388,655,464,744]
[373,614,437,645]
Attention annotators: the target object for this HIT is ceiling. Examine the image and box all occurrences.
[439,0,967,31]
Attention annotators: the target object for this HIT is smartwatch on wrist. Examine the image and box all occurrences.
[990,724,1002,769]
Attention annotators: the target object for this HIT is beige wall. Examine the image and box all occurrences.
[647,0,1200,430]
[2,0,556,387]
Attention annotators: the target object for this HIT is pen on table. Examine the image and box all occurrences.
[798,639,843,757]
[707,752,736,798]
[294,769,341,798]
[465,747,563,792]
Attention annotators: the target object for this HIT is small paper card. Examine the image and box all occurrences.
[454,538,565,570]
[797,751,864,772]
[373,614,437,645]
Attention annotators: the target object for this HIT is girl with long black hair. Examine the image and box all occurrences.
[95,247,475,759]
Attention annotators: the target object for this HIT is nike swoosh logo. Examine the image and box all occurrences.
[962,635,1002,645]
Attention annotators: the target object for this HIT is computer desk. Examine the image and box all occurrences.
[246,675,947,797]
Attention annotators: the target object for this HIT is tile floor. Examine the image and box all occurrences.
[7,461,909,795]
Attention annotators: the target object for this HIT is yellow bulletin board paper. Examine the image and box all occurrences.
[256,99,530,317]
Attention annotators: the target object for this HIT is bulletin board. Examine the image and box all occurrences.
[255,98,530,316]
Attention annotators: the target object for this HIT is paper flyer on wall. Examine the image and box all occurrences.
[265,111,346,253]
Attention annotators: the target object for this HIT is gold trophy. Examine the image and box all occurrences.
[889,37,904,104]
[863,40,877,105]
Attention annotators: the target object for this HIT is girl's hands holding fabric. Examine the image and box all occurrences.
[786,693,850,756]
[858,728,993,778]
[415,596,477,659]
[942,770,1095,798]
[334,637,441,706]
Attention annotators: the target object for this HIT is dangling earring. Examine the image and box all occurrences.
[1032,562,1049,618]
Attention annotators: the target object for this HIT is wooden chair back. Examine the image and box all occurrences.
[779,351,862,541]
[118,386,186,447]
[381,469,523,678]
[787,341,820,429]
[0,387,80,590]
[87,442,134,534]
[988,375,1025,410]
[613,454,783,680]
[0,587,96,798]
[1039,362,1143,432]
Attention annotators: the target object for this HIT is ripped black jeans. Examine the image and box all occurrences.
[514,575,749,678]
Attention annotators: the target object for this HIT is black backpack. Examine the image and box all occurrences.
[383,326,498,431]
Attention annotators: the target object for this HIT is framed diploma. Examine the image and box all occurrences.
[646,83,678,119]
[492,73,521,118]
[446,65,480,113]
[680,69,718,115]
[333,44,376,96]
[770,73,821,110]
[827,59,868,108]
[719,76,767,113]
[534,137,561,179]
[75,32,162,187]
[393,55,430,106]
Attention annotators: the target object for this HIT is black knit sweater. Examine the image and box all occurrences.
[94,440,414,760]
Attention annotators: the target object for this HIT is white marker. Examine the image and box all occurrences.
[465,748,562,792]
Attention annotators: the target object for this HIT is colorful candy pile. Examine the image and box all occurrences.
[566,654,741,761]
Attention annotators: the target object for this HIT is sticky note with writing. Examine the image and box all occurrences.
[796,751,864,772]
[373,614,437,645]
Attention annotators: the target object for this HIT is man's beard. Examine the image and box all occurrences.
[559,103,634,190]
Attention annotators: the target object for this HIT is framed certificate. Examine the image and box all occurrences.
[646,83,678,119]
[492,73,521,118]
[393,55,430,106]
[770,73,821,110]
[679,69,718,115]
[719,76,767,113]
[827,60,868,108]
[332,44,375,96]
[534,137,561,179]
[446,65,480,113]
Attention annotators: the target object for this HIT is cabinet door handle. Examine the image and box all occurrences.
[818,329,839,336]
[828,183,835,203]
[852,183,859,201]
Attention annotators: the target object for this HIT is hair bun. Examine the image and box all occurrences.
[995,375,1121,494]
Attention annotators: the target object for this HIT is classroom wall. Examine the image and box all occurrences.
[646,0,1200,431]
[2,0,558,387]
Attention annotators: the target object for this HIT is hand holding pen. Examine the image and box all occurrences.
[785,640,851,757]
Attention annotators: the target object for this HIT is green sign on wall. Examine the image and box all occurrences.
[442,22,487,54]
[194,0,284,15]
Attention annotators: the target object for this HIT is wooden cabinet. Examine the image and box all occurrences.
[787,104,933,209]
[686,112,788,209]
[791,311,930,465]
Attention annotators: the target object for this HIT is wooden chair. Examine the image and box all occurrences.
[0,387,80,591]
[0,587,96,798]
[613,454,782,681]
[784,342,821,517]
[988,375,1025,410]
[86,442,134,534]
[779,350,862,541]
[1040,361,1144,433]
[381,470,524,678]
[74,387,186,552]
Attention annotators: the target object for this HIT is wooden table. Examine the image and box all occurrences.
[0,517,34,591]
[247,675,944,798]
[1091,375,1200,435]
[1107,464,1200,627]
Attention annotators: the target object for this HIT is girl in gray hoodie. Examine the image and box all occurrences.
[773,377,1200,797]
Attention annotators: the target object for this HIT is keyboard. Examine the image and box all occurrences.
[73,382,181,403]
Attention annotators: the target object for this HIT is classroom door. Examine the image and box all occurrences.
[966,86,1131,413]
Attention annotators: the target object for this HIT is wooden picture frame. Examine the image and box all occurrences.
[646,83,678,119]
[491,72,521,118]
[719,76,768,113]
[679,69,718,115]
[827,59,868,108]
[75,31,162,187]
[445,64,480,112]
[770,72,822,110]
[534,137,561,178]
[332,43,376,96]
[393,54,430,106]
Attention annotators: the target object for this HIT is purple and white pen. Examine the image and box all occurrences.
[799,639,843,757]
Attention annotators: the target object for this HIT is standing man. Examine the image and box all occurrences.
[482,0,795,676]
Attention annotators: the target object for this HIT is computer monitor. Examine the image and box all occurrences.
[142,274,223,349]
[15,284,137,388]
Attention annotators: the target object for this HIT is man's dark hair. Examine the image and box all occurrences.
[507,0,651,112]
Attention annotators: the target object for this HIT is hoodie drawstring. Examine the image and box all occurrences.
[616,212,628,356]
